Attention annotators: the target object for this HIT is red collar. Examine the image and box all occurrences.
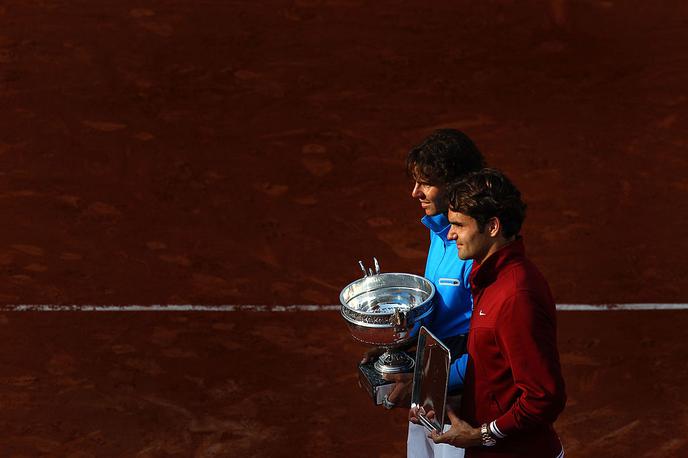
[469,237,526,291]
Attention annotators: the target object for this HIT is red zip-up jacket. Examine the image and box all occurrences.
[461,238,566,458]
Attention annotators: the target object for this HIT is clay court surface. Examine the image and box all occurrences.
[1,1,688,456]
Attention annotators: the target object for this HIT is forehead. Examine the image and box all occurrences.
[411,165,438,185]
[447,210,475,225]
[411,166,429,182]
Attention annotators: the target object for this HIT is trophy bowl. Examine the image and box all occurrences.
[340,270,436,375]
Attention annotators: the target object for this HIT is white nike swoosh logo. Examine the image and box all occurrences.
[479,310,486,316]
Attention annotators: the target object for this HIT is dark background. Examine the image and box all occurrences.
[2,0,687,306]
[1,1,687,456]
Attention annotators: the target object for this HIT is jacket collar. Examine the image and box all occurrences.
[469,237,525,290]
[421,213,451,241]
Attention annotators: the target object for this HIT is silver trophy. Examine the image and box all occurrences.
[340,258,435,406]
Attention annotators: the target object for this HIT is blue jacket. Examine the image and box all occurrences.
[421,213,472,390]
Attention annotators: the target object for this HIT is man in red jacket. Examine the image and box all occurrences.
[428,168,566,457]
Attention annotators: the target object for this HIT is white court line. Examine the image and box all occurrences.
[0,303,686,311]
[557,303,688,311]
[0,304,340,312]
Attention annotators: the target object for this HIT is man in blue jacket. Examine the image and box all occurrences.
[367,129,485,457]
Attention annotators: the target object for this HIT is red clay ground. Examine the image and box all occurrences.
[0,311,686,457]
[1,0,688,457]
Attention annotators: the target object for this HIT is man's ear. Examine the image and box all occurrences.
[487,217,500,237]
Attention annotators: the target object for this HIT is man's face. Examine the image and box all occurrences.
[447,210,492,262]
[411,178,448,216]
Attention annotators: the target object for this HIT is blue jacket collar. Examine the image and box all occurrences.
[421,213,451,240]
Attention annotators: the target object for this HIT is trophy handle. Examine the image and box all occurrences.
[357,257,381,278]
[391,308,407,327]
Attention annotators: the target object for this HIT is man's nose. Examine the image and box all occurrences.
[411,182,423,198]
[447,228,457,240]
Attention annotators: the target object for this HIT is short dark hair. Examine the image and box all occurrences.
[406,129,485,185]
[448,168,527,238]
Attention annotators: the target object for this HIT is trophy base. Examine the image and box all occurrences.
[358,360,395,405]
[358,350,415,406]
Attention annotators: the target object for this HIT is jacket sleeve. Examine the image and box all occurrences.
[492,290,566,436]
[448,353,468,390]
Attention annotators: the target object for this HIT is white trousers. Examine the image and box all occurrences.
[407,422,465,458]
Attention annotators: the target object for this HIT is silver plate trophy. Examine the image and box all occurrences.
[340,258,435,406]
[411,326,451,432]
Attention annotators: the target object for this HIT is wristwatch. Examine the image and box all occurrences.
[480,423,497,447]
[382,394,396,410]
